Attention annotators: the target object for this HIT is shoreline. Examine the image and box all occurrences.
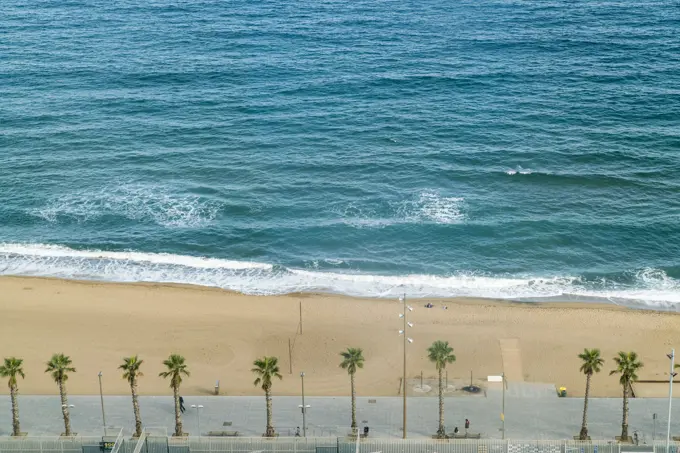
[0,274,655,312]
[0,275,678,399]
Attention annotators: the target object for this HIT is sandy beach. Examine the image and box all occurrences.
[0,276,678,398]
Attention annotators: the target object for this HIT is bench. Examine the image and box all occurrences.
[451,433,481,439]
[207,431,239,437]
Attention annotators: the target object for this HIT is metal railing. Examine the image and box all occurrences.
[131,430,147,453]
[109,429,124,453]
[2,437,680,453]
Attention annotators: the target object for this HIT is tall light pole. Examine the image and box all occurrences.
[299,372,310,437]
[502,372,506,440]
[191,405,204,437]
[399,294,413,439]
[667,350,676,452]
[98,372,107,435]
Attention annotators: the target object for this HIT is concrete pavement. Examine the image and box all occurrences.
[1,387,679,441]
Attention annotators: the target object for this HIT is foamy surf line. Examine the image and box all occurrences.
[1,243,679,310]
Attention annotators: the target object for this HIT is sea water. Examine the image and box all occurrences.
[1,0,680,308]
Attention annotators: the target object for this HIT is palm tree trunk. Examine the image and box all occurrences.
[438,367,445,437]
[621,382,629,439]
[579,374,591,440]
[10,383,20,436]
[59,379,72,436]
[131,376,142,437]
[173,382,183,437]
[265,387,275,437]
[350,372,357,430]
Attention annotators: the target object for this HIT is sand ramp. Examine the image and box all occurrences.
[499,338,524,382]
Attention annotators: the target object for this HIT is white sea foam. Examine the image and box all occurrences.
[31,184,222,228]
[338,190,467,228]
[0,244,271,270]
[1,243,679,308]
[399,191,467,224]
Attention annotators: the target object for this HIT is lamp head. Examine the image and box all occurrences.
[407,338,414,343]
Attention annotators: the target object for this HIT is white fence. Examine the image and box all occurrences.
[1,437,678,453]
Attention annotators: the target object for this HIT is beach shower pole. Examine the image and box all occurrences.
[399,294,413,439]
[98,372,107,435]
[667,349,676,452]
[654,413,657,442]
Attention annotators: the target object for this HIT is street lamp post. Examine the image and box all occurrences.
[502,372,506,440]
[98,372,107,435]
[191,405,204,438]
[299,372,310,437]
[667,350,676,452]
[399,294,414,439]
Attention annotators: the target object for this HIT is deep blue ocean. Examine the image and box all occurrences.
[2,0,680,307]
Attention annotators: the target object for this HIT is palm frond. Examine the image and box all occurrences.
[427,340,456,370]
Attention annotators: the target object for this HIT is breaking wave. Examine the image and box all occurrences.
[505,166,533,175]
[336,190,467,228]
[1,243,679,309]
[30,184,222,228]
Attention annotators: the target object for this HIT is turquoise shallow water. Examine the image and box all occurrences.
[2,0,680,307]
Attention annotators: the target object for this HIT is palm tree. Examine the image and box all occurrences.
[45,354,76,436]
[339,348,365,431]
[0,357,25,436]
[252,356,282,437]
[610,351,643,440]
[120,355,144,437]
[159,354,190,437]
[427,341,456,438]
[578,349,604,440]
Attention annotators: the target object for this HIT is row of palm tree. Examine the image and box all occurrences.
[0,353,189,437]
[0,346,651,440]
[252,342,456,438]
[578,349,644,441]
[119,354,190,438]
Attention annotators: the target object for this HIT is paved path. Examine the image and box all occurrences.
[1,388,679,441]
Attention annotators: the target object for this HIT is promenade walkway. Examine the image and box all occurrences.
[1,388,678,440]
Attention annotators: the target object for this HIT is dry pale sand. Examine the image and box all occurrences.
[0,276,678,398]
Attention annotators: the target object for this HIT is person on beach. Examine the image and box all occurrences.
[179,396,186,413]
